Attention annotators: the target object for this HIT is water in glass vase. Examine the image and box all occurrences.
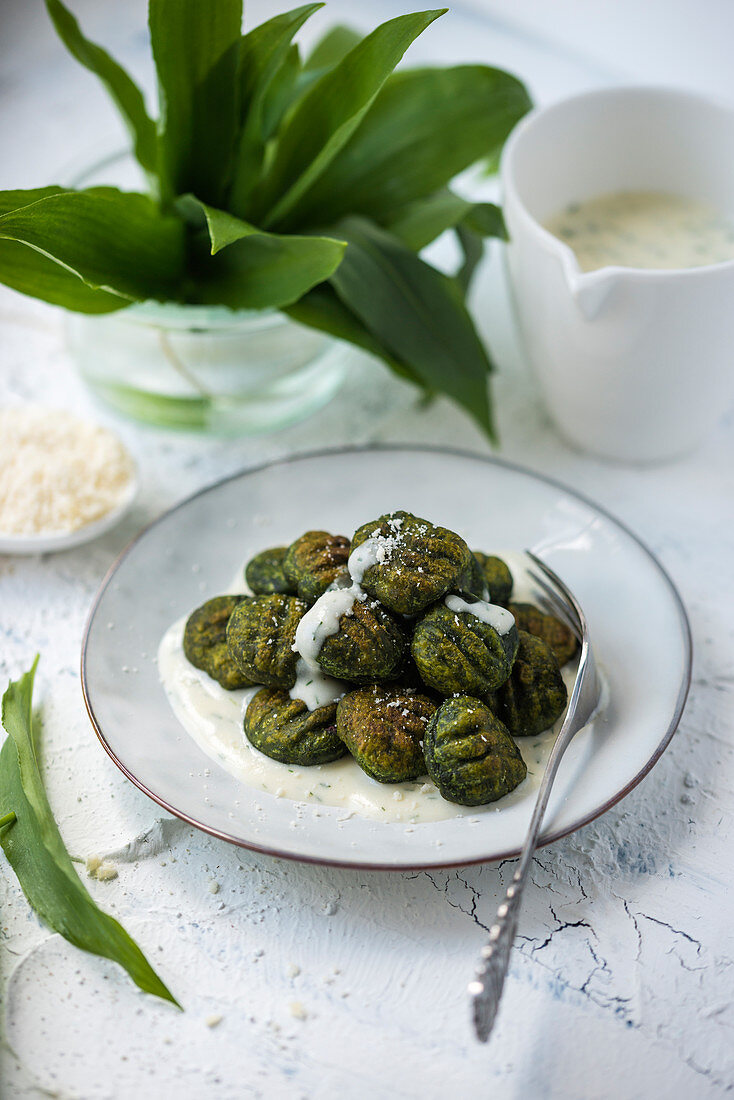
[67,301,349,434]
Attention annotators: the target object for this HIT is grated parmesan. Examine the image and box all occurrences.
[0,406,135,536]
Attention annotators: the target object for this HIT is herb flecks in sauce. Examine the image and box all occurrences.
[545,190,734,272]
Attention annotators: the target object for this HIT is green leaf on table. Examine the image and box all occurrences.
[329,217,495,437]
[229,5,322,217]
[0,660,179,1006]
[0,188,186,302]
[45,0,157,176]
[186,198,345,310]
[284,64,531,230]
[303,24,362,71]
[149,0,243,206]
[254,9,447,228]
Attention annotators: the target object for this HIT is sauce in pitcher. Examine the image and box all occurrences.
[545,191,734,272]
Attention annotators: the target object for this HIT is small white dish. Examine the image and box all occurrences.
[0,472,138,555]
[81,446,691,870]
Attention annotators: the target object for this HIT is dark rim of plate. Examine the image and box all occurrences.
[80,443,693,871]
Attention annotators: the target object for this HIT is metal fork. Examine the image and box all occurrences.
[469,551,601,1042]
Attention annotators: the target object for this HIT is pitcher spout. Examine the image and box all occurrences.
[566,269,617,321]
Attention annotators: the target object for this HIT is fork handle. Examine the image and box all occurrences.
[469,700,588,1042]
[469,868,523,1040]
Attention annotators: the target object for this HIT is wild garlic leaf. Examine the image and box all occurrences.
[187,198,345,310]
[0,239,127,314]
[0,660,179,1007]
[381,191,476,252]
[303,25,362,72]
[0,188,126,312]
[454,206,508,293]
[283,284,423,386]
[150,0,243,207]
[463,203,508,241]
[330,217,495,438]
[259,44,302,143]
[291,26,364,107]
[254,9,447,229]
[230,5,322,217]
[0,188,186,302]
[0,187,68,216]
[383,194,507,253]
[288,25,365,113]
[45,0,157,176]
[284,65,531,230]
[455,225,485,294]
[239,4,322,132]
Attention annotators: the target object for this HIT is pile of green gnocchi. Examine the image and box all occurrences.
[182,511,577,807]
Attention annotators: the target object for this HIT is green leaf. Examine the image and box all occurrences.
[0,188,67,217]
[0,240,128,314]
[149,0,243,206]
[0,188,186,302]
[383,192,507,253]
[186,198,345,310]
[463,203,507,240]
[283,284,422,386]
[239,4,321,131]
[285,64,531,230]
[255,9,447,228]
[455,224,485,294]
[45,0,157,176]
[0,660,179,1006]
[482,145,503,177]
[454,205,507,294]
[260,44,302,143]
[0,188,127,313]
[303,24,361,71]
[330,217,495,438]
[229,5,322,216]
[290,26,364,111]
[382,190,475,251]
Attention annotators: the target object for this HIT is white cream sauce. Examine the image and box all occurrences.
[158,553,606,824]
[293,586,365,672]
[288,658,345,711]
[545,190,734,272]
[444,593,515,636]
[159,616,582,823]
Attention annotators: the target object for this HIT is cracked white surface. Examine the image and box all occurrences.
[2,2,734,1098]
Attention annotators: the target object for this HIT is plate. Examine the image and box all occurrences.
[81,446,691,869]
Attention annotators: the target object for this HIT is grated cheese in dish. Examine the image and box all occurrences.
[0,406,135,536]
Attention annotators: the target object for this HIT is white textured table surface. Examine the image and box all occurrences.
[2,3,733,1098]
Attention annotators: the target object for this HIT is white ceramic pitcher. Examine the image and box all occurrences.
[501,86,734,462]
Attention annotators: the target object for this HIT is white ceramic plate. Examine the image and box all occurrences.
[81,447,691,869]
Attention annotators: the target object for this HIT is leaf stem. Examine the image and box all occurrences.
[157,328,214,401]
[0,811,17,830]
